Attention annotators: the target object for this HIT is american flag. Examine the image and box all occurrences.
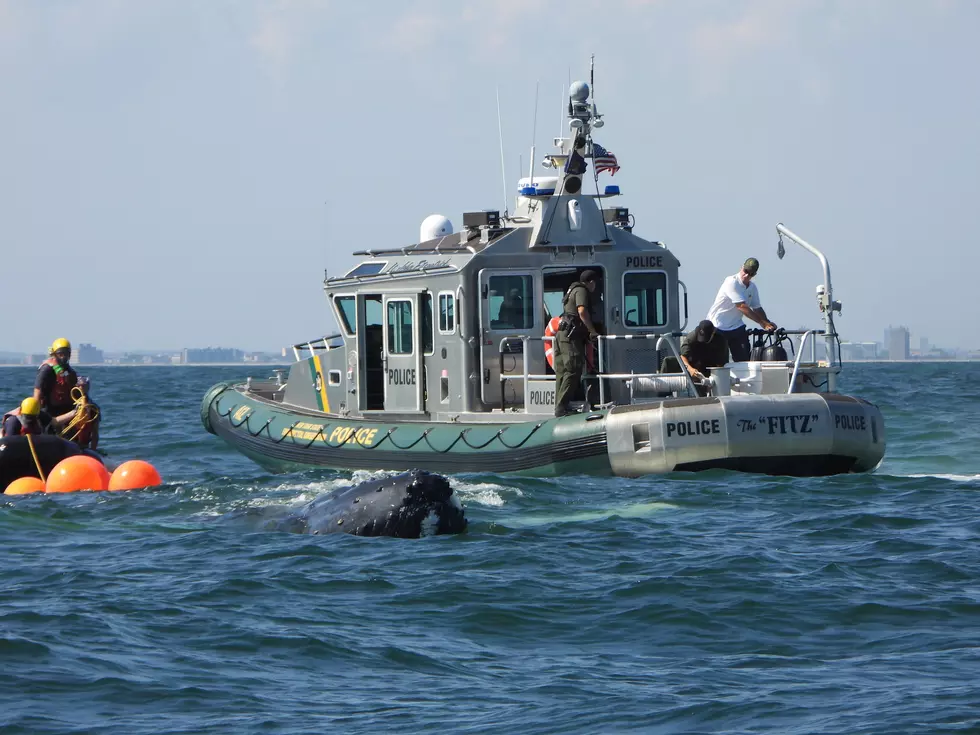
[592,143,620,175]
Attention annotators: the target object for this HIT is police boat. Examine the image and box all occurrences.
[201,78,885,478]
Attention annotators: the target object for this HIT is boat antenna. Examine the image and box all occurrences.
[529,80,539,185]
[590,54,595,106]
[496,86,508,217]
[558,83,565,142]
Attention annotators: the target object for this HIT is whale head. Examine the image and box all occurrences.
[297,470,467,538]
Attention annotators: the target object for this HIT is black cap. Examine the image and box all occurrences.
[743,257,760,276]
[580,269,599,283]
[696,319,716,342]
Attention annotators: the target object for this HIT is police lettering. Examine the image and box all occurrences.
[387,368,416,385]
[328,426,379,446]
[625,255,663,269]
[835,414,866,431]
[760,414,816,435]
[530,390,555,406]
[665,419,720,438]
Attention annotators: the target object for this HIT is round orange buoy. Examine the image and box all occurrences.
[5,476,46,495]
[45,455,111,493]
[108,460,162,491]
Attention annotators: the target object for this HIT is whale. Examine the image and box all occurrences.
[283,469,467,538]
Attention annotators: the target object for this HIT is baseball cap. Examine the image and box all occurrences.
[743,258,760,276]
[696,319,716,342]
[579,269,599,283]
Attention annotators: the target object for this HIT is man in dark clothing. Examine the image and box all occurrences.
[0,397,73,438]
[680,320,729,391]
[554,270,600,417]
[34,337,78,416]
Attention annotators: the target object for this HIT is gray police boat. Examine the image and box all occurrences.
[201,77,885,478]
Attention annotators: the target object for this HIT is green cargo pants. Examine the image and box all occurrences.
[554,334,586,416]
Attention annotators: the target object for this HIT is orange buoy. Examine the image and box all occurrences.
[5,476,46,495]
[45,455,111,493]
[108,460,162,491]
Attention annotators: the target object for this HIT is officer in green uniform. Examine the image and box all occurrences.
[554,270,600,417]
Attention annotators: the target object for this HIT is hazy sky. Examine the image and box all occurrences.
[2,0,977,353]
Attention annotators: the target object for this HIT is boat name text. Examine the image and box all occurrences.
[386,258,452,274]
[737,414,819,435]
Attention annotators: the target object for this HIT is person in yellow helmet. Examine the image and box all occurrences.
[34,337,79,417]
[0,397,75,438]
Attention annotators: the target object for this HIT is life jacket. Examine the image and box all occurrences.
[39,357,78,410]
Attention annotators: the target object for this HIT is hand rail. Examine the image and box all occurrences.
[291,334,345,361]
[496,332,699,412]
[787,330,816,394]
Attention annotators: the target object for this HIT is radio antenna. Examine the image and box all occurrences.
[529,80,539,185]
[496,86,508,216]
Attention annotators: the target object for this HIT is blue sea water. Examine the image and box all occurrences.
[1,362,979,734]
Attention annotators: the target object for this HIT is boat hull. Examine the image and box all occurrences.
[202,382,885,477]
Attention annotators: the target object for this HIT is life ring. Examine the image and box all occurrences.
[544,316,596,370]
[544,317,561,369]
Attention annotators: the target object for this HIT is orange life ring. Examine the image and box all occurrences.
[544,317,561,369]
[544,316,596,370]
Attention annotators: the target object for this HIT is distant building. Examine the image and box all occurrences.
[77,343,104,364]
[884,326,910,361]
[182,347,244,364]
[840,342,878,361]
[919,336,930,354]
[25,353,47,365]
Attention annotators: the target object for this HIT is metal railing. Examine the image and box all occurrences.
[291,333,345,361]
[496,332,696,412]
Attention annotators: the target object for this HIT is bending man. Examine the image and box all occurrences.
[706,258,777,362]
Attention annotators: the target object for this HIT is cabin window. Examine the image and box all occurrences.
[489,274,533,330]
[422,293,434,355]
[438,292,456,334]
[334,295,356,335]
[346,261,387,277]
[623,271,668,328]
[387,299,414,354]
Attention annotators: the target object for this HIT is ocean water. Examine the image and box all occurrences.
[1,363,978,734]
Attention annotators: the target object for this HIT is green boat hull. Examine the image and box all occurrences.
[201,382,613,477]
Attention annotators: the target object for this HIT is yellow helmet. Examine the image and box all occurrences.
[20,397,40,416]
[50,338,71,354]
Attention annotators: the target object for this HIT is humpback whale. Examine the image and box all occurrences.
[285,470,466,538]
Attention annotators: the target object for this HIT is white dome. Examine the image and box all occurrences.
[420,214,453,242]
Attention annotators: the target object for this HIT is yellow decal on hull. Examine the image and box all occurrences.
[280,423,379,446]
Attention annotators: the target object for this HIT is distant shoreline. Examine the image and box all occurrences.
[0,363,290,368]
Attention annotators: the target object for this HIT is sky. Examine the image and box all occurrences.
[2,0,978,353]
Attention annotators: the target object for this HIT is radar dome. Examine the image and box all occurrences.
[420,214,454,242]
[569,80,590,102]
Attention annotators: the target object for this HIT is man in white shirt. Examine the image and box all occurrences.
[706,257,777,362]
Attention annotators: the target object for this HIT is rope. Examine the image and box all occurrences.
[25,434,46,484]
[59,386,99,443]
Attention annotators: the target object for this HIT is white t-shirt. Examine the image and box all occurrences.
[707,273,761,331]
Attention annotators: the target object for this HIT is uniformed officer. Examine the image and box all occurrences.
[554,270,600,417]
